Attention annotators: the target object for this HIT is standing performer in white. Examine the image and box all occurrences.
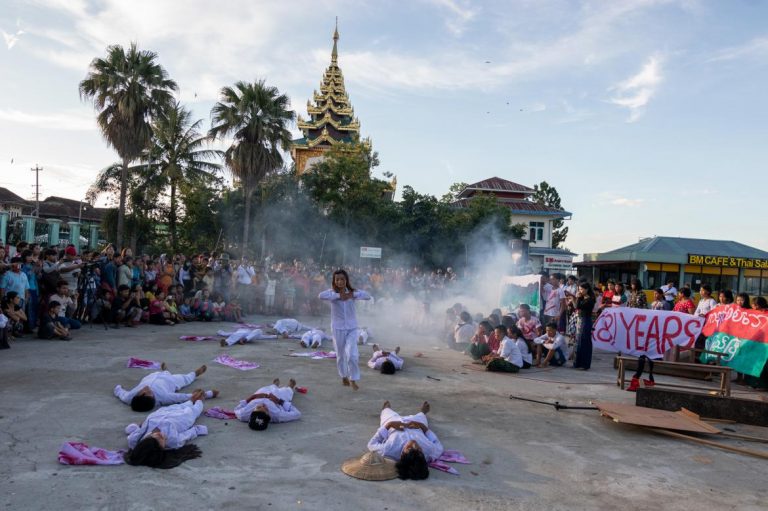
[319,269,371,391]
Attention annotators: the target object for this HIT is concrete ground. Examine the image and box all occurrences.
[2,311,768,511]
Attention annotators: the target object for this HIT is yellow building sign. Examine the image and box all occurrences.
[688,254,768,269]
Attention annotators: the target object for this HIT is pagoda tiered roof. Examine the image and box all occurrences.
[292,22,363,150]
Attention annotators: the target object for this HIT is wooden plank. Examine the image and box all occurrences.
[636,388,768,427]
[595,401,721,434]
[650,428,768,460]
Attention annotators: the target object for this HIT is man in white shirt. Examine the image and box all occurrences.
[452,311,474,351]
[533,323,569,367]
[543,274,566,328]
[661,280,678,309]
[234,378,301,430]
[485,325,523,372]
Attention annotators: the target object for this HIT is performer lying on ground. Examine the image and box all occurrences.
[300,328,331,349]
[533,323,569,368]
[114,365,218,411]
[268,318,314,338]
[367,400,443,480]
[367,344,403,374]
[124,390,207,468]
[234,378,301,430]
[219,327,277,347]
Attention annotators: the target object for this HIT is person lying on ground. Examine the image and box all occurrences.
[114,365,218,411]
[234,378,301,430]
[219,327,277,346]
[482,325,523,373]
[366,400,443,480]
[300,328,330,349]
[123,391,207,468]
[533,322,569,368]
[268,318,314,338]
[367,344,403,374]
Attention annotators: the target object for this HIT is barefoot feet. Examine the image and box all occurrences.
[220,339,226,347]
[351,380,359,391]
[288,378,296,389]
[342,377,350,386]
[421,401,430,414]
[395,346,401,355]
[210,389,220,398]
[195,365,207,377]
[273,377,280,386]
[161,362,167,370]
[382,400,391,410]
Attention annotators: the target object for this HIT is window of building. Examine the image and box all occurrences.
[529,221,544,242]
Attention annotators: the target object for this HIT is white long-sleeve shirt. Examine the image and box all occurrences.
[367,350,404,370]
[301,329,329,347]
[125,400,206,449]
[498,335,523,368]
[318,289,372,330]
[514,336,533,365]
[114,371,194,407]
[367,413,443,462]
[233,384,301,423]
[273,318,312,334]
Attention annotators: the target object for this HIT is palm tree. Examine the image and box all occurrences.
[79,42,178,249]
[208,80,295,255]
[140,101,222,250]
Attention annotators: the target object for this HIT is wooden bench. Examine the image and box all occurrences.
[616,356,732,397]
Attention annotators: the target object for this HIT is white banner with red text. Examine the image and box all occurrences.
[591,308,704,358]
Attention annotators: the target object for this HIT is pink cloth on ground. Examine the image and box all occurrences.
[428,450,470,476]
[213,354,260,370]
[126,357,162,370]
[290,351,337,359]
[58,442,125,465]
[179,335,217,341]
[204,407,237,420]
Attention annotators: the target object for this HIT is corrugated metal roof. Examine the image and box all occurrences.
[462,177,535,195]
[585,236,768,263]
[453,198,571,218]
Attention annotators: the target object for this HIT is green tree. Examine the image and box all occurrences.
[440,181,469,203]
[79,42,178,249]
[533,181,569,248]
[208,80,295,256]
[139,101,222,251]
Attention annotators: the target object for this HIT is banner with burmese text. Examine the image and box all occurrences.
[700,305,768,377]
[591,308,704,358]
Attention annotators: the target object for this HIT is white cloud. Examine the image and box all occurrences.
[708,36,768,63]
[608,55,664,122]
[610,197,645,207]
[2,29,24,49]
[426,0,477,36]
[0,108,96,131]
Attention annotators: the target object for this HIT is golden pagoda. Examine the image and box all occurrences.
[291,21,368,174]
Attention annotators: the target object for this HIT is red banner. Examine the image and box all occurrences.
[702,304,768,343]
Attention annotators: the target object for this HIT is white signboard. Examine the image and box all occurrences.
[543,255,573,271]
[360,246,382,259]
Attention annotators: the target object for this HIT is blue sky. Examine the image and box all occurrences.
[1,0,766,258]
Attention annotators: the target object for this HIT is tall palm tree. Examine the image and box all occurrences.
[140,101,222,250]
[208,80,295,255]
[79,42,178,249]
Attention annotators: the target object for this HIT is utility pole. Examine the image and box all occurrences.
[30,164,43,217]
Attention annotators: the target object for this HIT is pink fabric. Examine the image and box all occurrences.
[428,450,469,476]
[213,354,260,371]
[204,407,237,420]
[179,335,217,341]
[126,357,162,370]
[58,442,125,466]
[290,351,337,359]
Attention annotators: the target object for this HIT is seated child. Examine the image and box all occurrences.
[533,322,569,367]
[484,325,522,373]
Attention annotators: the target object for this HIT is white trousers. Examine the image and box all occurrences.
[170,371,196,389]
[379,408,428,427]
[333,328,360,381]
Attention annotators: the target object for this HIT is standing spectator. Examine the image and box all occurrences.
[736,292,752,310]
[611,282,628,307]
[1,257,30,310]
[58,246,83,293]
[542,274,565,328]
[694,285,717,317]
[673,287,695,314]
[650,289,666,310]
[661,279,678,309]
[628,279,647,309]
[118,256,133,288]
[573,283,596,370]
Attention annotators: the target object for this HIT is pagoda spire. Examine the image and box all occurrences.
[331,17,339,63]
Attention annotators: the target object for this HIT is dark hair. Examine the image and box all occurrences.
[478,320,493,333]
[507,325,524,338]
[6,291,18,301]
[518,303,531,312]
[380,360,396,375]
[331,269,355,293]
[396,449,429,480]
[680,287,692,298]
[654,288,664,296]
[118,284,130,293]
[545,321,558,330]
[49,300,61,309]
[614,282,625,292]
[248,410,271,431]
[459,311,472,322]
[719,289,734,304]
[494,324,507,336]
[44,248,57,257]
[131,394,156,412]
[501,315,517,328]
[579,282,595,297]
[737,292,751,309]
[124,437,201,469]
[630,278,643,291]
[701,284,712,294]
[754,296,768,310]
